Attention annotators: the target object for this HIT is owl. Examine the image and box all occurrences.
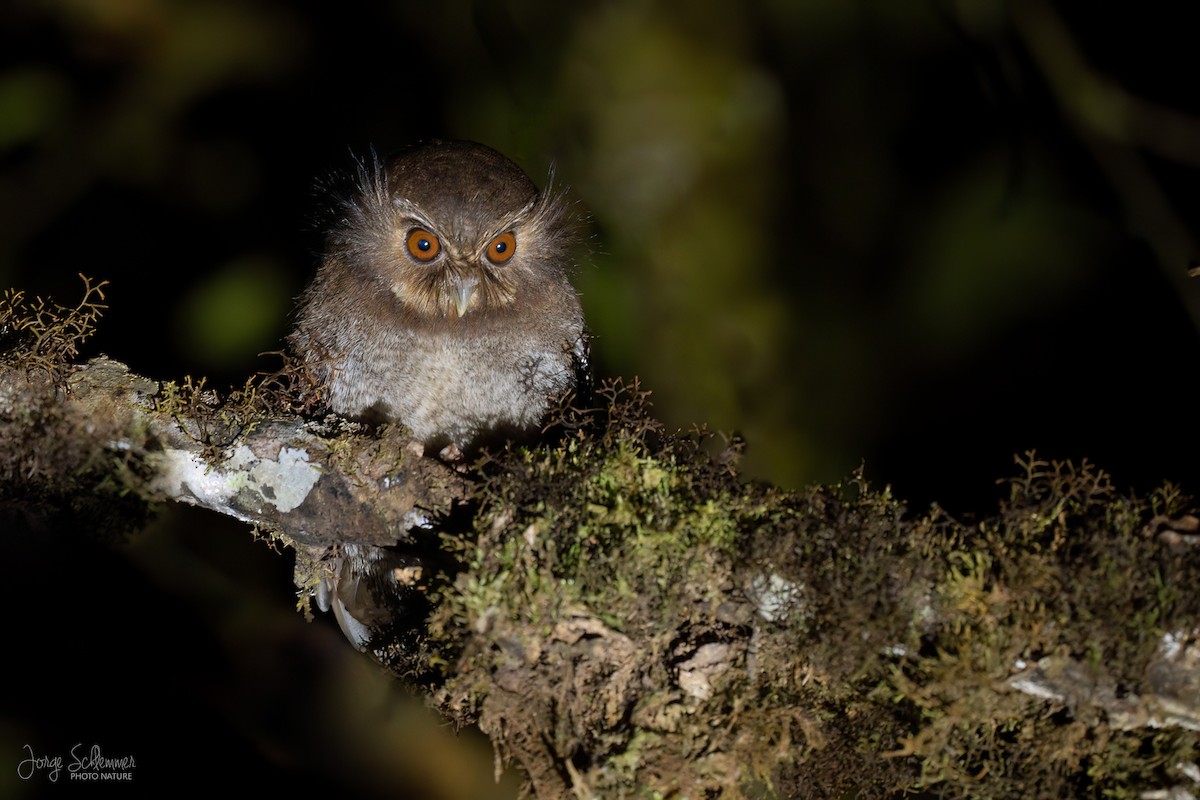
[291,139,587,454]
[289,139,588,651]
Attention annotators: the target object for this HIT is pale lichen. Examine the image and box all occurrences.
[150,444,322,522]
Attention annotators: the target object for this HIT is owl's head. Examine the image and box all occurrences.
[327,140,574,319]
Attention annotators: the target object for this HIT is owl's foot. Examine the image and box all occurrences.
[438,442,465,464]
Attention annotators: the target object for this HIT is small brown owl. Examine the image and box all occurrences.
[291,139,587,454]
[290,140,588,651]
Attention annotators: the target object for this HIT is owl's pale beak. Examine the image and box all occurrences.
[453,275,477,317]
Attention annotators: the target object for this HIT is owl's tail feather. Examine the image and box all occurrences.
[314,543,432,658]
[317,557,373,651]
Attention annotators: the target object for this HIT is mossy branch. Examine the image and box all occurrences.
[3,280,1200,799]
[0,352,469,546]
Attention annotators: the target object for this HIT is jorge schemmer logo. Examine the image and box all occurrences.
[16,743,136,783]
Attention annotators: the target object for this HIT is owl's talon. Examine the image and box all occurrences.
[439,442,464,464]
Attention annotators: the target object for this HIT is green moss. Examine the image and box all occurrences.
[1,277,154,542]
[151,351,327,463]
[437,383,756,648]
[427,388,1200,797]
[0,274,108,379]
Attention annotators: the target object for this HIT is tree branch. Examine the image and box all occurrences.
[3,347,1200,799]
[2,355,469,550]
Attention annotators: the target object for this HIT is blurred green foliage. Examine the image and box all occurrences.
[174,254,290,366]
[0,67,69,151]
[3,0,1197,499]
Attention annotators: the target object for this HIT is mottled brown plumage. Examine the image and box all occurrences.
[291,139,587,453]
[291,140,588,652]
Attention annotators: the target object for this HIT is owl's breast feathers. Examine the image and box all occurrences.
[292,259,585,449]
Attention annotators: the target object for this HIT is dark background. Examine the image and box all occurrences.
[2,1,1198,796]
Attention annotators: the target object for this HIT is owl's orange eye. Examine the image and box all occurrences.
[406,229,441,261]
[485,232,517,265]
